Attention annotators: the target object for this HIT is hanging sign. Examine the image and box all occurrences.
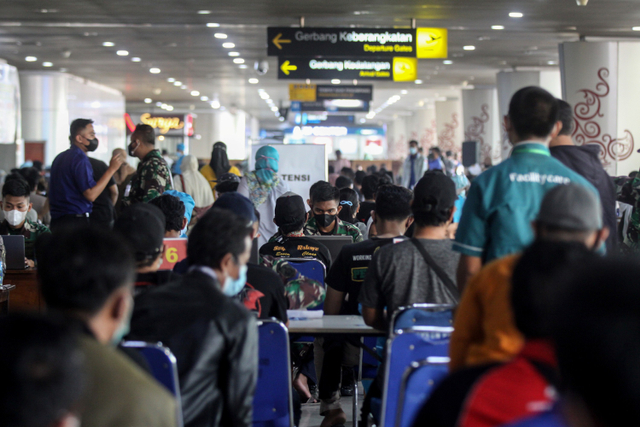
[278,57,418,81]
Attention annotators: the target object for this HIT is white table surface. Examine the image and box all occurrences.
[287,314,384,335]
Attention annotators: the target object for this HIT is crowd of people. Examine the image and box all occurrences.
[1,85,638,427]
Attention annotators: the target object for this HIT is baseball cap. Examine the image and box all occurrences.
[275,192,306,228]
[217,173,241,185]
[213,192,257,223]
[412,171,457,213]
[536,183,603,231]
[114,204,166,261]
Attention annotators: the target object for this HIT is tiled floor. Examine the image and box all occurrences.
[298,388,364,427]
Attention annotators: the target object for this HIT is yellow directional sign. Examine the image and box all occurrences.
[272,33,292,50]
[280,60,297,75]
[289,84,317,102]
[392,57,418,82]
[416,28,448,59]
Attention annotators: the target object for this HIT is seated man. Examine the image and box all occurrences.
[412,241,594,427]
[304,182,363,243]
[149,193,188,238]
[37,227,177,427]
[114,204,173,294]
[0,313,85,427]
[261,192,332,269]
[215,172,241,197]
[360,172,461,332]
[356,174,379,224]
[319,184,414,427]
[449,184,609,371]
[0,178,50,267]
[129,208,258,427]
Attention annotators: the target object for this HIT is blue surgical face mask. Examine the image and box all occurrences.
[223,264,248,297]
[409,147,418,155]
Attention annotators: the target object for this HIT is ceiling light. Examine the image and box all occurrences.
[415,79,423,84]
[166,105,174,111]
[233,58,245,64]
[116,50,129,57]
[197,10,211,14]
[190,90,200,96]
[279,117,285,122]
[238,64,248,69]
[161,103,168,109]
[214,33,228,39]
[144,98,152,103]
[331,79,341,84]
[359,118,366,123]
[25,56,37,62]
[200,96,209,101]
[211,100,221,109]
[102,41,115,47]
[228,52,240,56]
[547,60,557,65]
[259,92,270,100]
[509,12,523,18]
[149,67,161,74]
[42,62,53,67]
[248,78,259,84]
[131,57,141,62]
[156,102,162,106]
[463,45,476,51]
[492,25,505,30]
[180,85,187,89]
[206,23,220,27]
[443,60,454,64]
[270,106,279,112]
[222,42,235,48]
[633,27,640,31]
[174,81,182,86]
[401,90,408,94]
[167,77,175,82]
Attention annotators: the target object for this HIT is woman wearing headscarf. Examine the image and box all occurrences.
[238,145,290,246]
[174,154,214,217]
[199,141,242,197]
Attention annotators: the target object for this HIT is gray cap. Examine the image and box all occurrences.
[536,184,602,231]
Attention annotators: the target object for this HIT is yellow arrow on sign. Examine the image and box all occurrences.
[280,60,297,75]
[272,33,291,50]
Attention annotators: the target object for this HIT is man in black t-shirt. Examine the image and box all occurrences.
[318,185,414,427]
[356,174,380,224]
[260,192,332,270]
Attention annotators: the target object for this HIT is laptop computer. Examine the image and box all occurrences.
[1,235,26,270]
[310,235,354,262]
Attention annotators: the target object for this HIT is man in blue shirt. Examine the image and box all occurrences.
[453,87,597,290]
[49,118,125,231]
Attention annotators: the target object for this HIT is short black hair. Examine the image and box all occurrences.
[335,175,353,190]
[361,174,381,200]
[375,185,413,222]
[409,140,418,146]
[32,160,43,172]
[69,118,93,143]
[2,176,31,199]
[309,180,329,202]
[311,183,340,204]
[338,188,359,222]
[511,240,593,339]
[0,313,85,427]
[508,86,559,140]
[132,124,155,145]
[37,227,136,316]
[445,150,453,157]
[355,170,367,185]
[553,257,640,426]
[18,167,40,192]
[340,167,355,180]
[376,171,393,186]
[149,194,186,232]
[557,99,574,136]
[187,208,252,269]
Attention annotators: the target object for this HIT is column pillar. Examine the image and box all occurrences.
[406,106,437,152]
[386,116,408,160]
[435,99,463,154]
[462,88,500,165]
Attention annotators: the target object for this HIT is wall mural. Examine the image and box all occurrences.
[438,113,460,153]
[464,104,493,164]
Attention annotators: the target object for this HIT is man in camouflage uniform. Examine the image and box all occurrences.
[615,173,640,253]
[304,182,363,243]
[124,124,172,204]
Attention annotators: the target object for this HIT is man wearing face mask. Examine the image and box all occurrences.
[49,118,125,231]
[401,140,427,190]
[304,183,363,243]
[36,227,178,427]
[0,179,50,268]
[124,124,173,205]
[129,208,258,427]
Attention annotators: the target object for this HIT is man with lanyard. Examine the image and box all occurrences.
[453,87,598,291]
[124,124,173,204]
[318,184,413,427]
[48,118,125,231]
[304,182,363,243]
[0,179,50,267]
[401,140,426,190]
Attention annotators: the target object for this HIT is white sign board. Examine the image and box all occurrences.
[250,143,327,198]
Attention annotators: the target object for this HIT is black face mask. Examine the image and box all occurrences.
[85,137,99,152]
[316,213,336,228]
[128,141,139,157]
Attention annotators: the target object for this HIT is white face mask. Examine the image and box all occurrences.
[5,209,27,227]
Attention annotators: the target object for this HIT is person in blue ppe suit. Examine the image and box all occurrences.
[171,143,186,175]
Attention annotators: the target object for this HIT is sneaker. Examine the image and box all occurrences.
[340,366,355,397]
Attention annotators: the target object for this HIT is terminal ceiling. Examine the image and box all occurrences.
[1,0,640,126]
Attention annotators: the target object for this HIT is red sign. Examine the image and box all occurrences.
[160,238,187,270]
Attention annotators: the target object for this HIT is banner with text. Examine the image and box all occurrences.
[279,57,417,81]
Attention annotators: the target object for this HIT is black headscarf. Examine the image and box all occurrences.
[209,141,231,179]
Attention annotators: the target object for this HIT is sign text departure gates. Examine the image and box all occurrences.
[268,27,448,59]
